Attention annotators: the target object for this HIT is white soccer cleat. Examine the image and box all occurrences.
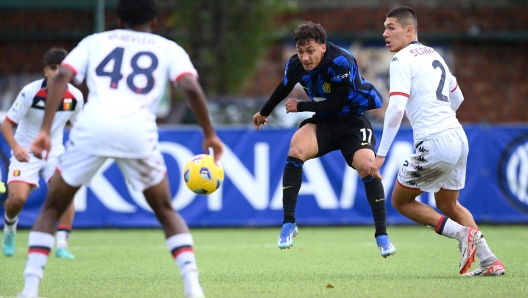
[463,259,506,277]
[185,288,205,298]
[458,227,483,274]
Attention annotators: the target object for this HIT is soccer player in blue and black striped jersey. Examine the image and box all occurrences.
[253,21,396,257]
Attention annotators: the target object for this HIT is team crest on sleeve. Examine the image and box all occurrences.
[322,82,331,93]
[63,98,73,111]
[11,101,20,112]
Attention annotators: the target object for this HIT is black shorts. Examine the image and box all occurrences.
[299,114,376,166]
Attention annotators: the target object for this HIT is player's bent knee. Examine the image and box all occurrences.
[287,147,306,161]
[6,193,28,209]
[434,200,456,214]
[355,163,372,178]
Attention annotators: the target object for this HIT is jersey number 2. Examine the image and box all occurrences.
[432,60,448,102]
[95,47,158,94]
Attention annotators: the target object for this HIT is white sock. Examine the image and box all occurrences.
[476,237,496,265]
[21,231,54,296]
[56,225,72,249]
[439,218,465,240]
[166,233,202,293]
[4,214,18,233]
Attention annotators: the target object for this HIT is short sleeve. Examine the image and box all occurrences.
[6,85,32,124]
[389,54,411,97]
[169,43,198,84]
[68,85,84,124]
[62,36,92,84]
[449,72,458,92]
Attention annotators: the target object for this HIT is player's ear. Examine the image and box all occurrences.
[406,25,413,36]
[321,43,326,53]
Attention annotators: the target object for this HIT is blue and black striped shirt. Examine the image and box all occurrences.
[260,42,383,117]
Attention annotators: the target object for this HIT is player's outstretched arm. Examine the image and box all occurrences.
[371,94,407,180]
[1,119,29,162]
[255,81,296,130]
[42,66,73,132]
[177,75,223,161]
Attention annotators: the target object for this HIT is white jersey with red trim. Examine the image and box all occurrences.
[6,78,83,156]
[389,42,461,141]
[62,29,198,158]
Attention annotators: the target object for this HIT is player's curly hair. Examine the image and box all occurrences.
[386,6,418,34]
[116,0,160,26]
[43,47,68,67]
[293,21,327,46]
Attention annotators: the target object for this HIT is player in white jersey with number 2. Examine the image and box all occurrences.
[371,6,505,276]
[18,1,223,297]
[2,47,83,259]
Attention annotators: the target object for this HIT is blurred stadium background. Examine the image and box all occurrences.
[1,1,528,297]
[1,0,527,126]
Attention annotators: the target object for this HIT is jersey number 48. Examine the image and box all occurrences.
[95,47,159,94]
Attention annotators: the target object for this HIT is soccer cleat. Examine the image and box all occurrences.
[55,247,75,259]
[2,230,16,257]
[458,227,483,274]
[277,222,298,250]
[185,287,205,298]
[376,235,396,258]
[463,259,505,277]
[17,292,39,298]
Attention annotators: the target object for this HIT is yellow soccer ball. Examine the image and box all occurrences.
[183,154,224,195]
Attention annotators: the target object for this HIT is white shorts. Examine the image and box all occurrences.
[58,141,167,192]
[7,153,60,187]
[397,127,468,193]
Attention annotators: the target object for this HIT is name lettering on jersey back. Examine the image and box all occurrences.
[108,33,156,45]
[410,47,435,57]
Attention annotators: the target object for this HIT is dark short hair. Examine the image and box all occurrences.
[293,21,327,46]
[386,6,418,33]
[116,0,160,26]
[43,47,68,67]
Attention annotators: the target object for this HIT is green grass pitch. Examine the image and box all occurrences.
[0,225,526,298]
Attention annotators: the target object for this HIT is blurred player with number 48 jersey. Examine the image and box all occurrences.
[1,47,83,260]
[371,6,505,276]
[18,0,223,297]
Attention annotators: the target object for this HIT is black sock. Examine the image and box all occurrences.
[283,156,304,224]
[362,175,387,237]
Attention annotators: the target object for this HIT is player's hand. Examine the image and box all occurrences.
[253,112,268,131]
[203,134,223,163]
[371,156,386,180]
[285,98,299,113]
[30,131,51,160]
[13,146,30,162]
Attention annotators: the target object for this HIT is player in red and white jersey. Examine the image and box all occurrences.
[18,1,223,297]
[62,22,200,159]
[371,6,504,276]
[1,47,83,260]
